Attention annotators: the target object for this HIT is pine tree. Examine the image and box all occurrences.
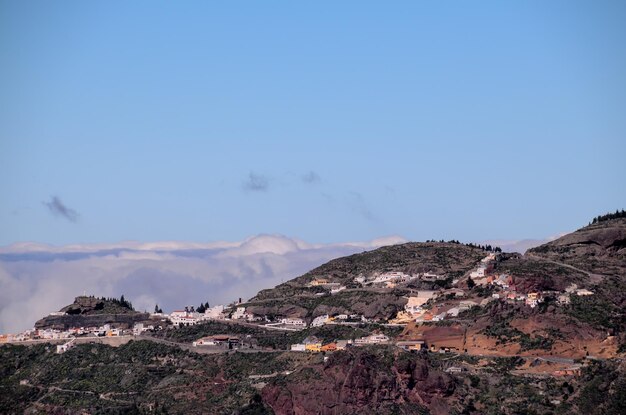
[467,277,475,289]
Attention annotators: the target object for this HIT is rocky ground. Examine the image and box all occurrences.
[34,296,151,331]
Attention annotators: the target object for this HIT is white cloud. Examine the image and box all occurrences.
[0,234,406,333]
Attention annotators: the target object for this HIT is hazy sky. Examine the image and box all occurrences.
[2,1,625,246]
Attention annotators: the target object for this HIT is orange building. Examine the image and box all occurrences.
[321,343,337,352]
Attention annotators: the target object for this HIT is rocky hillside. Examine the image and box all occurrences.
[527,218,626,277]
[35,296,150,330]
[255,242,486,299]
[262,347,455,415]
[3,341,624,415]
[518,217,626,331]
[246,242,487,321]
[400,216,626,357]
[3,214,625,414]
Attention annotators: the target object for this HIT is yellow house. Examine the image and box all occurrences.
[305,342,322,352]
[390,311,414,324]
[310,279,329,286]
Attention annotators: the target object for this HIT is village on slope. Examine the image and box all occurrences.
[1,248,598,365]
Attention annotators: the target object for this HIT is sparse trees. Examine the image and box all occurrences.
[590,209,626,225]
[196,302,210,313]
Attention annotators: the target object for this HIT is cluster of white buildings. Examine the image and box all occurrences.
[166,303,262,327]
[354,271,445,288]
[0,324,136,344]
[473,261,595,309]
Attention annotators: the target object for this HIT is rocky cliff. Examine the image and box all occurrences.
[262,347,456,415]
[35,296,150,330]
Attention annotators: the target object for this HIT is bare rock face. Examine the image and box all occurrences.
[262,348,455,415]
[246,304,310,319]
[60,296,104,314]
[35,296,149,330]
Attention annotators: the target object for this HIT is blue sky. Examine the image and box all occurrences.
[1,1,625,246]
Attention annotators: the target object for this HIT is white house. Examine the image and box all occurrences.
[330,286,346,294]
[470,267,486,279]
[372,272,409,284]
[133,323,146,336]
[56,339,75,354]
[311,315,330,327]
[405,291,436,314]
[433,312,447,322]
[170,313,200,327]
[231,307,247,320]
[354,334,389,345]
[421,271,443,281]
[446,307,461,317]
[445,366,463,373]
[193,336,220,347]
[203,305,225,320]
[290,343,306,352]
[280,318,307,328]
[558,294,571,305]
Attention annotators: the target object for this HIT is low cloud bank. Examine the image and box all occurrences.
[0,235,407,333]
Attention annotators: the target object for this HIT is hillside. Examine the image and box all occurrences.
[400,217,626,357]
[35,296,150,330]
[246,242,487,321]
[525,217,626,329]
[2,341,624,415]
[255,242,487,297]
[2,215,626,414]
[527,218,626,277]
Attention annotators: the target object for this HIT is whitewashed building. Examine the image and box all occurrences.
[354,334,389,345]
[203,305,225,320]
[280,318,307,328]
[56,339,75,354]
[311,315,330,327]
[231,307,247,320]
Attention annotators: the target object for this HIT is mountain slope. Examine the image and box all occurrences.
[35,296,150,330]
[527,218,626,277]
[246,242,487,321]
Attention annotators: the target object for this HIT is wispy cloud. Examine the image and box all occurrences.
[301,171,321,184]
[242,172,270,192]
[347,192,377,222]
[43,196,79,222]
